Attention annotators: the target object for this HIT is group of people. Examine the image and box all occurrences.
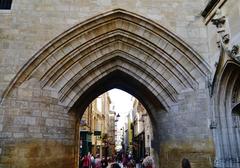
[80,153,108,168]
[112,152,155,168]
[113,156,191,168]
[116,152,136,168]
[79,152,149,168]
[80,152,192,168]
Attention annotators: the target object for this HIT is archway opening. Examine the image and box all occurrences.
[78,88,156,167]
[72,70,165,167]
[0,9,213,168]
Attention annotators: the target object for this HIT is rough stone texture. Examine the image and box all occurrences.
[0,78,76,167]
[206,0,240,70]
[204,1,240,167]
[3,0,238,168]
[0,6,213,168]
[211,59,240,168]
[155,89,214,168]
[159,140,214,168]
[0,140,75,168]
[0,0,208,97]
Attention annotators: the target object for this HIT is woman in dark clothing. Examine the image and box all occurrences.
[101,157,108,168]
[111,163,121,168]
[182,158,191,168]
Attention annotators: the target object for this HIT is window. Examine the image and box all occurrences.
[97,96,102,113]
[201,0,227,24]
[0,0,12,10]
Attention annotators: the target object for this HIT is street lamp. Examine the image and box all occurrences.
[113,113,121,153]
[115,113,120,122]
[121,127,125,151]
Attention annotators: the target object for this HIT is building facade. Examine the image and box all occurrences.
[132,99,153,163]
[108,110,117,156]
[79,92,112,158]
[0,0,239,167]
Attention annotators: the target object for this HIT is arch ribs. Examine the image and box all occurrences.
[1,9,211,109]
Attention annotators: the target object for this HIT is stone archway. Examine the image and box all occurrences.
[212,61,240,168]
[0,9,214,168]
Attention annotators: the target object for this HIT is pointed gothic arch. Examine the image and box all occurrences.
[1,9,210,107]
[213,60,240,167]
[0,9,214,168]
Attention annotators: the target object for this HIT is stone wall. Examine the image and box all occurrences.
[0,1,217,168]
[0,78,76,167]
[156,89,214,168]
[206,0,240,70]
[205,1,240,167]
[0,0,209,97]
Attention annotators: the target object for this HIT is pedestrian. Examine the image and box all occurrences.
[91,154,95,168]
[117,152,122,163]
[111,162,121,168]
[95,154,102,168]
[101,156,108,168]
[82,154,91,168]
[127,159,135,168]
[79,156,83,168]
[181,158,191,168]
[122,154,128,167]
[142,153,154,168]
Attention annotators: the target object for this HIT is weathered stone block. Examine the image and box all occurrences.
[159,140,215,168]
[46,118,60,127]
[13,132,24,138]
[0,140,75,168]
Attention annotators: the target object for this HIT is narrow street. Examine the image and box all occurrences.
[79,89,155,168]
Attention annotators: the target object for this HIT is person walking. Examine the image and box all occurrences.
[181,158,191,168]
[95,154,102,168]
[142,153,154,168]
[101,156,108,168]
[82,154,91,168]
[122,154,128,167]
[111,162,121,168]
[91,154,95,168]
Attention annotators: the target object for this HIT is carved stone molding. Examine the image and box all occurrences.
[227,45,240,62]
[211,9,240,63]
[211,9,230,48]
[201,0,227,25]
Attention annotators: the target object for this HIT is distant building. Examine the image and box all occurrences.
[79,92,112,158]
[108,110,117,156]
[132,99,153,162]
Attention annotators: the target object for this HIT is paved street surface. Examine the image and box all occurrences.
[107,162,123,168]
[107,162,143,168]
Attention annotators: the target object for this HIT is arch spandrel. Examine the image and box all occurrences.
[1,9,211,109]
